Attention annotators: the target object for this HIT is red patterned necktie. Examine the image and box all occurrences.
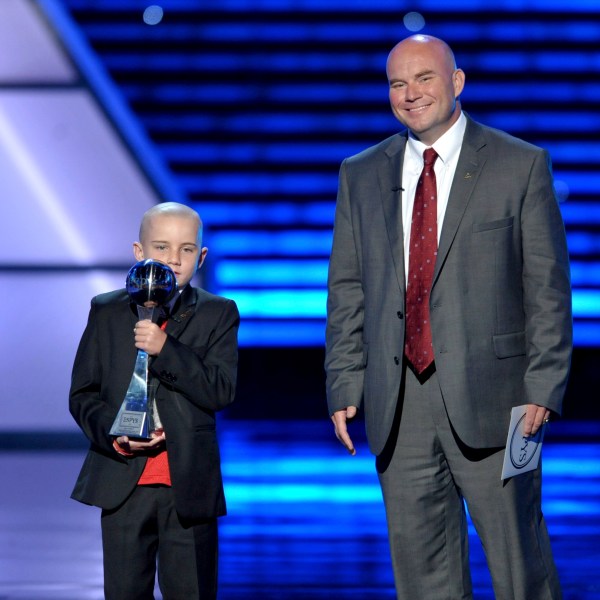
[405,148,438,373]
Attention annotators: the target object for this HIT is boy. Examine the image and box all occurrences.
[70,202,239,599]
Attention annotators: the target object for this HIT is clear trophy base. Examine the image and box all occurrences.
[109,403,153,439]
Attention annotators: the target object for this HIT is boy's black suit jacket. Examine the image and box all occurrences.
[70,285,239,521]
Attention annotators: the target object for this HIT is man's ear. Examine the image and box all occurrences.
[133,242,144,261]
[453,68,465,98]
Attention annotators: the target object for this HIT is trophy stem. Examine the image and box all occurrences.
[137,305,155,322]
[109,348,154,439]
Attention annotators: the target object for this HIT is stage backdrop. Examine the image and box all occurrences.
[2,0,599,431]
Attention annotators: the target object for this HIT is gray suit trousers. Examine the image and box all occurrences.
[377,364,562,600]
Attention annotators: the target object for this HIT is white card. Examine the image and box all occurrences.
[501,405,546,480]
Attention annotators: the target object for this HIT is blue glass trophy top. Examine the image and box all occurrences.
[126,259,178,307]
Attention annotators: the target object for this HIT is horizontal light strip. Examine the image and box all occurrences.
[238,320,325,347]
[143,111,600,135]
[237,320,600,348]
[184,172,596,198]
[107,51,600,74]
[567,232,600,254]
[180,173,338,195]
[168,141,600,166]
[106,52,388,71]
[218,259,600,288]
[538,142,600,163]
[222,290,325,318]
[216,260,328,286]
[570,262,600,286]
[572,290,600,317]
[209,231,332,256]
[469,112,600,134]
[78,3,600,24]
[573,322,600,347]
[163,142,369,163]
[222,453,600,480]
[463,51,600,72]
[224,289,598,319]
[225,483,380,504]
[561,203,600,225]
[198,200,598,227]
[145,112,396,133]
[198,201,335,225]
[122,82,600,105]
[165,141,600,165]
[224,457,373,477]
[209,230,600,261]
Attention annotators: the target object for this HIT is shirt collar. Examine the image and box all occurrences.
[406,111,467,166]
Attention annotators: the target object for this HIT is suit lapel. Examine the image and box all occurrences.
[379,133,408,294]
[432,118,487,287]
[166,285,198,337]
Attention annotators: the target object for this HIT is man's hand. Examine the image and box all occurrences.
[331,406,358,455]
[523,404,552,437]
[114,430,166,455]
[134,319,167,356]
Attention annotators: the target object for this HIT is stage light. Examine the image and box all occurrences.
[403,12,425,32]
[143,5,163,26]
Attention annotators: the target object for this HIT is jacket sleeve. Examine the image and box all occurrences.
[325,160,366,415]
[521,149,572,413]
[69,298,122,456]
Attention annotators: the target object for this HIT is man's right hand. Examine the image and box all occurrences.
[331,406,358,455]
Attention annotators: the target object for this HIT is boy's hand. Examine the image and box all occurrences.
[114,430,166,455]
[134,319,167,356]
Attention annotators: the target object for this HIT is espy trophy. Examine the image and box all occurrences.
[109,259,178,439]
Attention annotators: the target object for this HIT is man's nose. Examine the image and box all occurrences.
[405,82,421,101]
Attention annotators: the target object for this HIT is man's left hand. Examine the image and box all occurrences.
[523,404,551,437]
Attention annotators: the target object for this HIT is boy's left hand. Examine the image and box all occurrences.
[134,319,167,356]
[114,430,166,455]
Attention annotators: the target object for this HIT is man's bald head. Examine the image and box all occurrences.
[387,35,458,74]
[386,34,465,145]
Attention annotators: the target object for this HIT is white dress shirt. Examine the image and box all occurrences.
[402,111,467,283]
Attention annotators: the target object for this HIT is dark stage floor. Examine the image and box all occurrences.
[1,420,599,599]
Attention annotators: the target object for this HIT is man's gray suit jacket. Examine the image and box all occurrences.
[325,116,572,456]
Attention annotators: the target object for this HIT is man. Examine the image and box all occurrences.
[325,35,571,600]
[70,202,239,599]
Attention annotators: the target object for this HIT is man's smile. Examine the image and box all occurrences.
[405,104,431,112]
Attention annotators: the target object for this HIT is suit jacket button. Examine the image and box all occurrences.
[394,356,400,365]
[397,311,403,319]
